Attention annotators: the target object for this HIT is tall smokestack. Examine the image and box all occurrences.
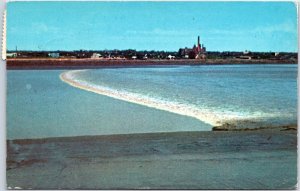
[197,36,201,52]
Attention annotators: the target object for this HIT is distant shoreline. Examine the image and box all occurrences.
[6,58,297,69]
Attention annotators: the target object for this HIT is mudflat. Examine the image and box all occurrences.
[7,58,296,70]
[7,129,297,189]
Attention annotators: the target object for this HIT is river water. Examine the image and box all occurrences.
[7,64,297,139]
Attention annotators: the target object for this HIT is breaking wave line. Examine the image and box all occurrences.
[60,70,274,127]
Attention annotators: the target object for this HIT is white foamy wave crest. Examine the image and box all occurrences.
[60,70,276,127]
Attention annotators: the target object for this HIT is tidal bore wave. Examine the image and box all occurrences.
[60,70,275,127]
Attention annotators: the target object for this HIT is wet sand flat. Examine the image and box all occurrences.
[7,58,296,70]
[7,130,297,189]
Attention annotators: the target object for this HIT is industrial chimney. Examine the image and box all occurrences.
[197,36,201,51]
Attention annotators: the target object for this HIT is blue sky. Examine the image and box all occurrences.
[7,1,298,52]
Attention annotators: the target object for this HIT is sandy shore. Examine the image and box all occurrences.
[7,130,297,189]
[7,58,296,69]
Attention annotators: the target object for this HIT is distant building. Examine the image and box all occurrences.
[178,47,194,59]
[48,53,60,58]
[243,50,250,55]
[194,36,206,60]
[91,53,102,59]
[239,55,252,60]
[7,52,17,58]
[167,55,175,60]
[178,35,206,59]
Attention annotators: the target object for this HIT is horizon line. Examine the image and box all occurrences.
[6,49,298,53]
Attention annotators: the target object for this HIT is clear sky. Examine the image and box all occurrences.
[7,1,298,52]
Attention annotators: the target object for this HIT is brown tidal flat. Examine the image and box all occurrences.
[7,130,297,189]
[7,58,296,70]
